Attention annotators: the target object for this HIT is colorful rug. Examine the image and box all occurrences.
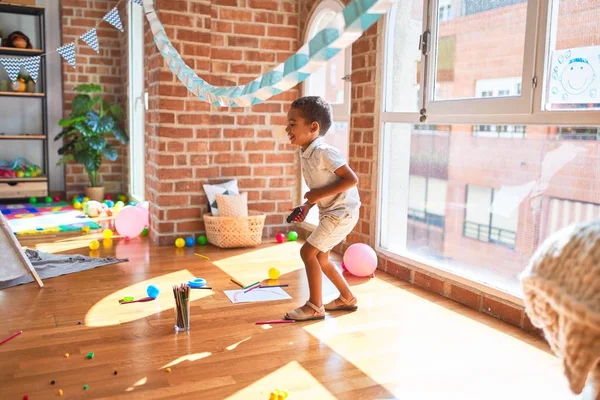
[0,202,100,235]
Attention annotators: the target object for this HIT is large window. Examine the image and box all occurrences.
[379,0,600,297]
[301,0,351,226]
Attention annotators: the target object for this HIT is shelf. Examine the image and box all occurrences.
[0,91,44,98]
[0,134,46,140]
[0,47,44,56]
[0,177,47,183]
[0,3,44,16]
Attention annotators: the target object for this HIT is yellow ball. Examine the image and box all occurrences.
[65,353,70,358]
[166,367,172,373]
[81,226,90,233]
[268,267,280,280]
[89,240,100,250]
[175,238,185,248]
[103,229,113,239]
[83,197,90,202]
[73,201,82,210]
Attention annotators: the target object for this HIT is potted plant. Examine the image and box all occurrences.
[55,83,128,201]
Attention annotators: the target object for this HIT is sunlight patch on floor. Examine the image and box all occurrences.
[225,361,336,400]
[85,270,212,327]
[226,337,251,351]
[212,242,304,286]
[125,376,147,392]
[303,278,577,400]
[160,352,212,369]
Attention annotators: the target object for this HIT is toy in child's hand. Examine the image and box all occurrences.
[286,207,302,223]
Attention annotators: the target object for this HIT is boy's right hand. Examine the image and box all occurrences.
[289,203,311,223]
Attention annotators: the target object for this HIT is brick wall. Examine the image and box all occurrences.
[60,0,127,198]
[146,0,300,245]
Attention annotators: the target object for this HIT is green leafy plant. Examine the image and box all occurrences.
[55,83,128,187]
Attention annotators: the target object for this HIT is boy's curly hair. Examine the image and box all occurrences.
[291,96,332,136]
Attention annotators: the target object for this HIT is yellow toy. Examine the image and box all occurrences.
[103,229,113,239]
[81,226,90,233]
[269,389,288,400]
[268,267,280,280]
[89,240,100,250]
[175,238,185,248]
[73,201,82,210]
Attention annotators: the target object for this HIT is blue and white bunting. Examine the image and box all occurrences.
[0,57,22,83]
[22,56,41,82]
[131,0,143,6]
[57,43,77,69]
[103,7,123,32]
[80,28,99,53]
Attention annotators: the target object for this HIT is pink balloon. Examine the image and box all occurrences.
[115,206,146,239]
[343,243,377,277]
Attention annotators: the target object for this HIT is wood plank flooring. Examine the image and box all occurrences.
[0,233,577,399]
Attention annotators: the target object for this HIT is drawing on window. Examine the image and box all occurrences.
[548,45,600,104]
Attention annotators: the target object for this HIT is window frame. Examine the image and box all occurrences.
[298,0,352,228]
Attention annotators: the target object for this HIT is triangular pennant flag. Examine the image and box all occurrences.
[22,56,41,82]
[57,43,77,69]
[0,57,22,82]
[131,0,143,5]
[80,28,99,53]
[103,7,123,32]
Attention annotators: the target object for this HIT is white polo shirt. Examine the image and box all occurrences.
[301,137,361,218]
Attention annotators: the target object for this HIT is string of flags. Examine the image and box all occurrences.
[0,2,130,83]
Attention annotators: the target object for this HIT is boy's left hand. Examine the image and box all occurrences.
[304,190,322,204]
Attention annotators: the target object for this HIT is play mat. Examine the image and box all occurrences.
[0,202,100,235]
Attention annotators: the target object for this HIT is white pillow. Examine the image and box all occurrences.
[203,179,239,216]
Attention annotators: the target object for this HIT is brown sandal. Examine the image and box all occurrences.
[325,295,358,312]
[284,301,325,321]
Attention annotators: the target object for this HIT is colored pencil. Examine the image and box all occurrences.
[230,278,244,288]
[173,283,191,330]
[0,330,22,345]
[244,284,260,293]
[194,253,209,260]
[191,286,212,290]
[258,284,289,288]
[120,297,155,304]
[255,320,295,325]
[243,281,260,289]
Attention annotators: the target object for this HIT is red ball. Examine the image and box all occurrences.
[23,396,29,400]
[105,195,112,200]
[53,196,60,202]
[276,233,285,243]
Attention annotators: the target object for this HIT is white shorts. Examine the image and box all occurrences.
[306,212,359,253]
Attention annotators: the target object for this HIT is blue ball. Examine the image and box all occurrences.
[77,196,84,203]
[185,237,195,247]
[129,201,136,206]
[106,200,115,208]
[146,284,160,299]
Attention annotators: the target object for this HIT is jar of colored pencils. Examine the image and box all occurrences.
[173,283,191,332]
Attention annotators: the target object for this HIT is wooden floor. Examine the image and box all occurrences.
[0,233,577,399]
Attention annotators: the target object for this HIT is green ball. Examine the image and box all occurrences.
[45,196,53,203]
[29,197,37,204]
[141,227,149,237]
[287,231,298,241]
[197,235,208,245]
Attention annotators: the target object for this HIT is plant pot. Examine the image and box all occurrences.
[85,186,105,202]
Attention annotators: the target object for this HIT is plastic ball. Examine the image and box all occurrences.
[29,197,37,204]
[118,194,127,202]
[175,238,185,248]
[89,240,100,250]
[268,267,280,280]
[185,237,195,247]
[287,231,298,241]
[24,171,31,178]
[16,171,24,178]
[141,227,149,237]
[197,235,208,245]
[147,284,160,298]
[105,195,112,201]
[77,196,84,203]
[166,368,172,373]
[343,243,378,277]
[276,233,285,243]
[53,196,61,202]
[103,229,113,239]
[106,200,115,208]
[73,201,82,210]
[129,201,136,206]
[45,196,53,203]
[81,226,90,233]
[115,201,125,208]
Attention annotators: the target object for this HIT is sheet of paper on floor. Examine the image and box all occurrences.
[224,287,292,304]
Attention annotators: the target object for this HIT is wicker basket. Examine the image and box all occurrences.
[204,210,266,248]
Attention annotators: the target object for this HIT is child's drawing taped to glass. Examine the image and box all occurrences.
[548,45,600,104]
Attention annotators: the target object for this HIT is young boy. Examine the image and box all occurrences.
[284,96,361,321]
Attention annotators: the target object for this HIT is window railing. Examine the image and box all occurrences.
[408,208,445,228]
[462,220,516,249]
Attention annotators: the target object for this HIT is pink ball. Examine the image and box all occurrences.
[115,206,146,239]
[276,233,285,243]
[343,243,377,277]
